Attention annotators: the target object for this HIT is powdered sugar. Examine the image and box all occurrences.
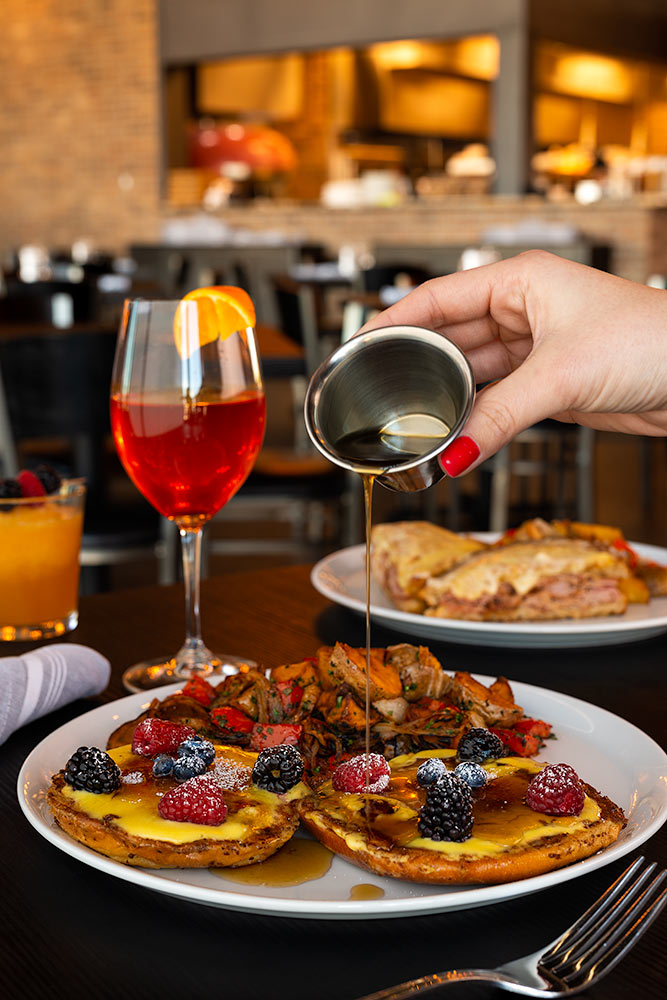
[212,757,252,791]
[121,771,144,784]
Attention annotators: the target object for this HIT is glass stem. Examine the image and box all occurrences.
[180,526,205,657]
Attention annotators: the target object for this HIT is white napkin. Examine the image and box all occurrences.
[0,643,111,746]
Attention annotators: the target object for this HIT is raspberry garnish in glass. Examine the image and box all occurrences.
[110,288,266,691]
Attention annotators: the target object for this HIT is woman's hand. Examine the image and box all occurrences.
[361,251,667,474]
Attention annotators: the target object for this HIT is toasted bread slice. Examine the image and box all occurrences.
[47,744,307,869]
[371,521,487,612]
[299,751,626,885]
[421,539,630,621]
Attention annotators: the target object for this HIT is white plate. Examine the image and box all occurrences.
[311,539,667,648]
[18,681,667,919]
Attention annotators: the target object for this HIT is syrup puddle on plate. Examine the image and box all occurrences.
[210,838,333,887]
[349,883,385,901]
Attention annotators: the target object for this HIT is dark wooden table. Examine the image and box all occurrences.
[2,565,665,1000]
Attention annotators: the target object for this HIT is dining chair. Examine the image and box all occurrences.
[0,327,165,592]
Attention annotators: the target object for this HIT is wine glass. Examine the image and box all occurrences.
[110,291,266,692]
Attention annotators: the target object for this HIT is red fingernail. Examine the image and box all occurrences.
[439,436,480,476]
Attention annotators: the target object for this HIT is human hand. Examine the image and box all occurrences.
[361,251,667,474]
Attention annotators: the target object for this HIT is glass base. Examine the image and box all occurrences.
[1,610,78,642]
[122,650,256,693]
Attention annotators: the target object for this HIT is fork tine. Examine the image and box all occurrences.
[558,876,667,990]
[540,856,651,965]
[539,865,666,992]
[546,865,665,975]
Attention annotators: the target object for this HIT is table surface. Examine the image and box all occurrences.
[2,564,665,1000]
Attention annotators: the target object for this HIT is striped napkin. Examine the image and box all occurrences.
[0,644,111,746]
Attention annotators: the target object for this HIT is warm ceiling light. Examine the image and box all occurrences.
[552,54,633,103]
[453,36,499,80]
[370,40,426,69]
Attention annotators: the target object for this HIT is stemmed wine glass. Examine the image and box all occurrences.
[110,290,266,692]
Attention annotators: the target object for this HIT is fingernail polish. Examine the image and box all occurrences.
[439,436,480,477]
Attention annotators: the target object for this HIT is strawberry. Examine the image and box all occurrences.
[181,676,217,707]
[158,775,228,825]
[131,718,196,757]
[250,722,302,751]
[210,706,254,736]
[332,753,391,794]
[17,470,46,498]
[525,763,586,816]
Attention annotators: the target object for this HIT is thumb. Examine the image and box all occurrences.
[439,358,564,476]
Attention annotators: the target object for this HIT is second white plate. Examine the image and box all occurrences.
[311,540,667,648]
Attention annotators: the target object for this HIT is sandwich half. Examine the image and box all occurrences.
[420,538,631,621]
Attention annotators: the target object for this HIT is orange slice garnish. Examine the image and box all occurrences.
[174,286,256,360]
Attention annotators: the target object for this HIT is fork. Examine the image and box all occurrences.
[357,856,666,999]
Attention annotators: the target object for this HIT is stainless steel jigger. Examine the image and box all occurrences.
[304,325,475,492]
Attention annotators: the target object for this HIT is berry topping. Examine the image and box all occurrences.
[17,469,46,498]
[172,753,208,782]
[63,746,121,794]
[416,757,447,788]
[131,718,196,757]
[177,737,216,766]
[152,754,175,778]
[454,761,488,788]
[33,464,62,495]
[332,753,391,794]
[525,763,586,816]
[252,744,304,794]
[418,771,474,842]
[0,478,22,512]
[158,775,228,825]
[456,728,504,763]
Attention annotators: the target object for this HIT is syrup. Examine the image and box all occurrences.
[211,838,333,887]
[349,883,385,901]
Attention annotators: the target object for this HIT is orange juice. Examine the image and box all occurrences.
[0,483,85,640]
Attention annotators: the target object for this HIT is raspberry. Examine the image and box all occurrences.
[332,753,391,794]
[418,772,473,842]
[525,763,586,816]
[158,775,228,825]
[456,728,504,763]
[17,470,46,498]
[131,718,196,757]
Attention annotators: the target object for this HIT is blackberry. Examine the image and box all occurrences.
[152,754,175,777]
[172,754,208,782]
[416,757,447,788]
[0,478,22,512]
[418,772,474,842]
[252,744,304,794]
[177,737,216,766]
[454,761,488,788]
[63,746,121,794]
[34,464,62,495]
[456,728,504,763]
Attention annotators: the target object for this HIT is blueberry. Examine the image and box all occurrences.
[172,753,207,781]
[416,757,447,788]
[152,754,175,778]
[454,761,488,788]
[177,737,216,765]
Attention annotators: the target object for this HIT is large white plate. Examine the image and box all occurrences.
[311,539,667,648]
[18,681,667,919]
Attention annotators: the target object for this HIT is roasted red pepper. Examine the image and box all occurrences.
[210,706,254,735]
[250,722,302,751]
[275,680,303,715]
[181,676,217,707]
[489,726,541,758]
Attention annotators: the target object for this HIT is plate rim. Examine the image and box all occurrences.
[311,538,667,641]
[17,679,667,919]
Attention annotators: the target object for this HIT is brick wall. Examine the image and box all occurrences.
[0,0,162,259]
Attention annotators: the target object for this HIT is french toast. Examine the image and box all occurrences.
[299,749,626,885]
[47,742,308,869]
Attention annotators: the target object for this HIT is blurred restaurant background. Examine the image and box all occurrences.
[1,0,666,594]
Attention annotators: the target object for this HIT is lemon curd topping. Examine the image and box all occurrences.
[313,753,601,857]
[59,744,308,845]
